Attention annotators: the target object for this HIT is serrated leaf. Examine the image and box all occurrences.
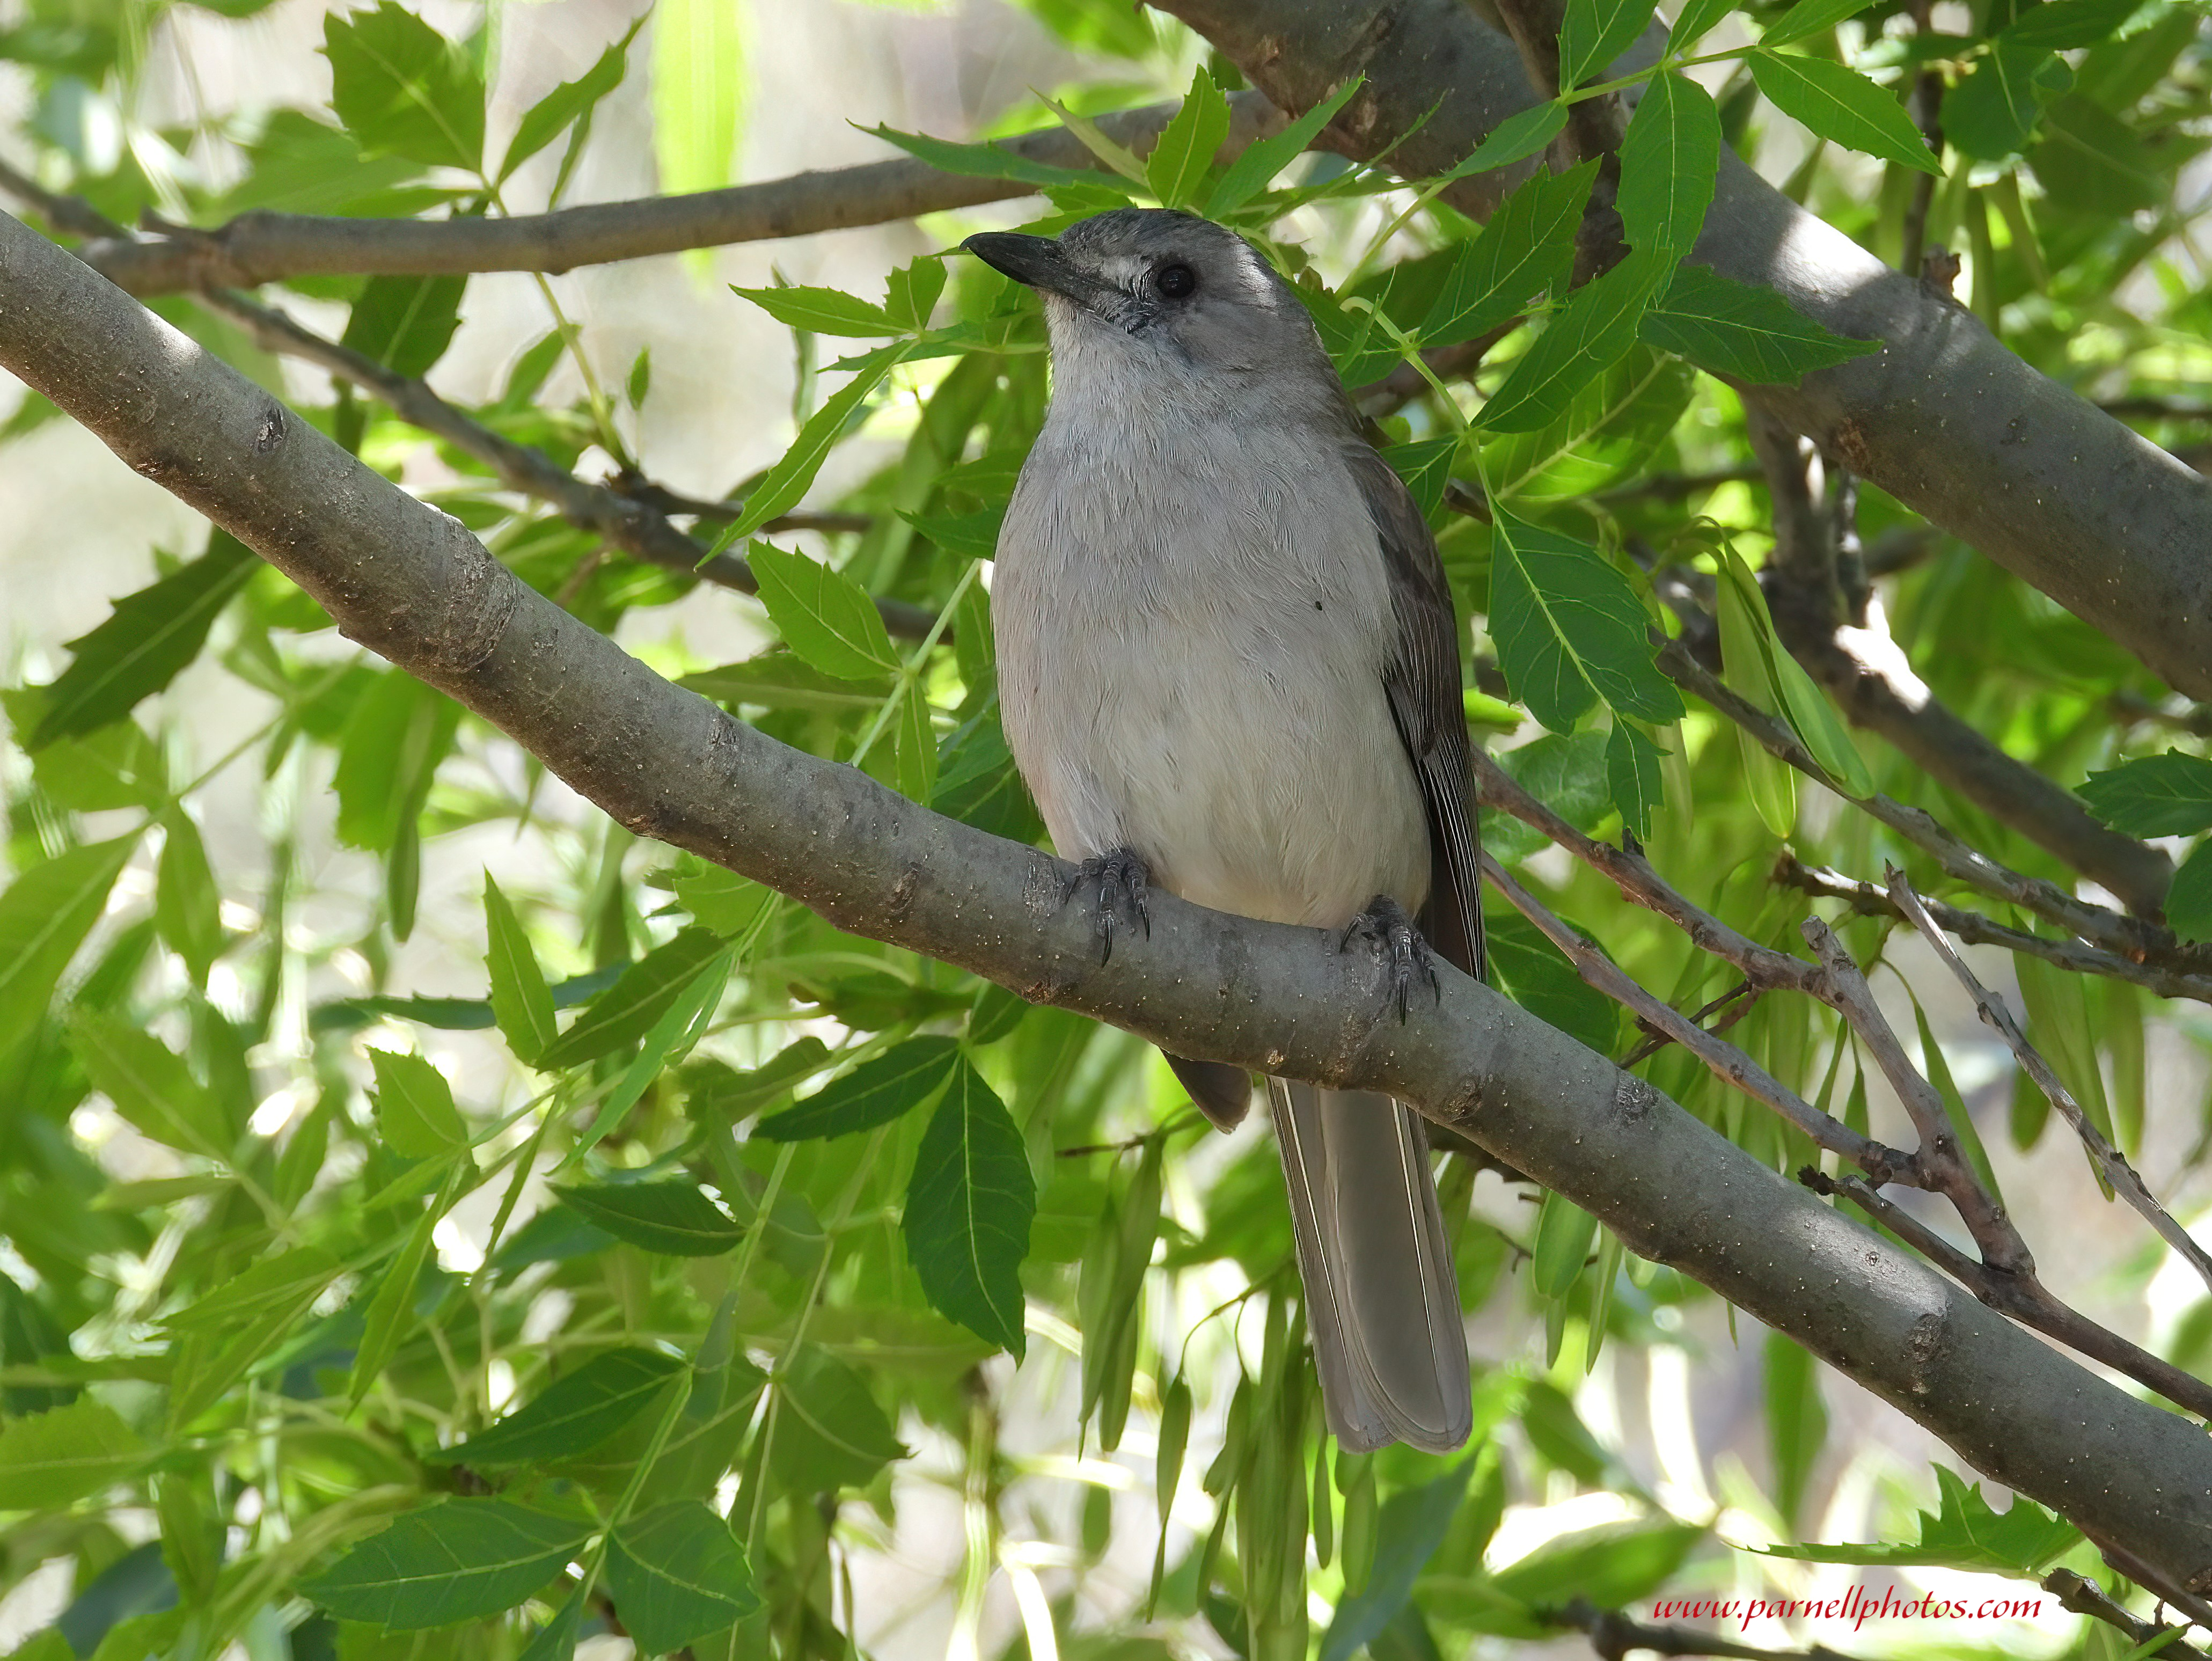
[1639,263,1880,384]
[1606,720,1667,840]
[1481,248,1667,433]
[0,836,137,1061]
[767,1345,907,1491]
[1763,1467,2079,1573]
[605,1501,761,1653]
[0,1400,145,1510]
[746,542,902,681]
[322,1,485,172]
[901,1056,1034,1356]
[537,926,726,1069]
[932,708,1046,844]
[565,952,730,1167]
[1667,0,1738,54]
[1559,0,1651,90]
[1489,508,1683,730]
[70,1009,232,1157]
[553,1181,744,1256]
[1761,0,1879,47]
[349,1182,449,1405]
[681,650,891,713]
[1749,50,1943,175]
[30,532,257,748]
[431,1347,683,1466]
[341,274,466,379]
[1618,72,1719,259]
[862,123,1108,191]
[756,1036,962,1142]
[1205,78,1361,216]
[1488,906,1621,1054]
[1420,160,1593,348]
[684,1038,833,1124]
[302,1499,589,1628]
[2079,750,2212,837]
[892,677,937,805]
[901,504,1006,560]
[166,1246,346,1429]
[2166,842,2212,943]
[165,1245,343,1333]
[1711,550,1874,795]
[1435,101,1569,181]
[500,19,638,181]
[885,257,946,331]
[484,873,556,1066]
[730,284,899,338]
[1385,437,1462,528]
[1484,345,1695,504]
[369,1049,468,1160]
[1944,39,2054,160]
[726,344,907,542]
[1148,68,1231,208]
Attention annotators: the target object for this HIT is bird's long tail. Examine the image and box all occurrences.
[1268,1078,1472,1453]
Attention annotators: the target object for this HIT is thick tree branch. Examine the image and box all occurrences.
[6,206,2212,1601]
[12,96,1280,295]
[1151,0,2212,700]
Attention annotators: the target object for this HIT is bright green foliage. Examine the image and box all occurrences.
[4,0,2210,1655]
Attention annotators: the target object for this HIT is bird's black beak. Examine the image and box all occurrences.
[962,232,1089,302]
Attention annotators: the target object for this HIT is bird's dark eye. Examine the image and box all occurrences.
[1154,262,1197,299]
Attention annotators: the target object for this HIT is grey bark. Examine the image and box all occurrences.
[1153,0,2212,699]
[4,206,2210,1598]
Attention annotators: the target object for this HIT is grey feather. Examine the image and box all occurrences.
[973,207,1476,1451]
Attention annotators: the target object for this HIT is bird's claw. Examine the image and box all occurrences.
[1061,847,1151,965]
[1339,895,1440,1022]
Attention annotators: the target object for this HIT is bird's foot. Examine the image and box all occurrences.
[1061,847,1151,965]
[1339,895,1440,1022]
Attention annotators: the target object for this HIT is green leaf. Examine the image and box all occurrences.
[1606,720,1667,840]
[684,1037,832,1123]
[1480,248,1667,434]
[1420,161,1593,348]
[1384,437,1462,529]
[605,1501,762,1653]
[651,0,744,195]
[1204,77,1362,217]
[166,1247,345,1429]
[554,1180,744,1256]
[349,1183,448,1405]
[1618,72,1720,259]
[2167,842,2212,943]
[1999,0,2138,50]
[730,284,899,338]
[746,542,902,681]
[1559,0,1652,90]
[0,1400,146,1510]
[727,344,907,542]
[1748,50,1943,175]
[901,504,1007,560]
[368,1049,468,1161]
[0,836,137,1061]
[565,951,731,1166]
[1666,0,1738,55]
[516,1590,585,1661]
[430,1347,684,1465]
[537,926,727,1069]
[885,257,947,331]
[155,811,223,987]
[682,650,892,713]
[1489,508,1683,730]
[1764,1331,1827,1532]
[1638,263,1881,384]
[2079,750,2212,837]
[500,18,638,181]
[892,676,937,805]
[341,275,466,378]
[70,1011,232,1156]
[30,531,257,748]
[1490,1522,1704,1609]
[767,1345,907,1491]
[1532,1189,1601,1299]
[1761,0,1879,47]
[1484,345,1695,505]
[1763,1467,2079,1573]
[755,1036,961,1141]
[862,123,1109,192]
[668,863,775,939]
[1944,39,2055,160]
[1711,551,1874,795]
[1319,1464,1472,1661]
[1149,67,1231,208]
[932,708,1046,844]
[484,873,556,1066]
[1485,731,1611,866]
[1484,908,1620,1053]
[333,671,460,852]
[902,1056,1035,1356]
[322,1,486,172]
[1435,101,1569,182]
[302,1499,589,1628]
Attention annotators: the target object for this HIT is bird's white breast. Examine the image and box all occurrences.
[992,407,1430,931]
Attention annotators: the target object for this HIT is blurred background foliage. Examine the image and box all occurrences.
[1,0,2210,1656]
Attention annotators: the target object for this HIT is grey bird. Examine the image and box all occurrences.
[965,208,1482,1453]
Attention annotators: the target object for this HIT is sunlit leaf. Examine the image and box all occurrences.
[554,1180,744,1256]
[430,1348,683,1465]
[302,1500,589,1628]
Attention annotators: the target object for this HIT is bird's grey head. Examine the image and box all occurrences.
[962,208,1334,390]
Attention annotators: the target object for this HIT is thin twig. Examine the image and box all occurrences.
[1480,854,1915,1182]
[1621,978,1761,1067]
[2042,1570,2206,1659]
[1887,866,2212,1298]
[1771,854,2212,1005]
[188,287,937,639]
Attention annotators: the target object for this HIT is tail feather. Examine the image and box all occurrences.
[1269,1078,1472,1453]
